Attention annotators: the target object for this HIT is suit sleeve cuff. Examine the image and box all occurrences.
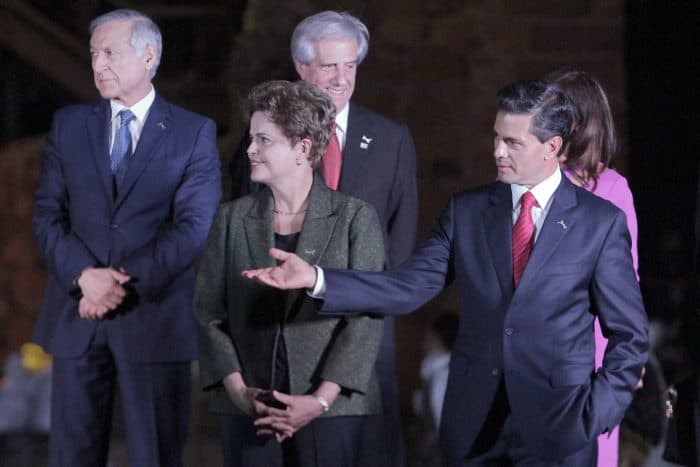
[308,265,326,298]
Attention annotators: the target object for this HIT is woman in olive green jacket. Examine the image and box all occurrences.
[194,80,385,467]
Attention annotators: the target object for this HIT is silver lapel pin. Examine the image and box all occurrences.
[157,121,166,130]
[556,219,568,229]
[360,135,372,149]
[304,249,316,256]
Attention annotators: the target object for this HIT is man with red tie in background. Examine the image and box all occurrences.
[243,79,648,466]
[229,11,418,467]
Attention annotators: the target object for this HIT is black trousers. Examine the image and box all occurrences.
[220,414,364,467]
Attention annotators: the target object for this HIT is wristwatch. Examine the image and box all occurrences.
[314,395,330,413]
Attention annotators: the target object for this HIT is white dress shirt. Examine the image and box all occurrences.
[510,167,562,242]
[335,103,349,150]
[109,86,156,153]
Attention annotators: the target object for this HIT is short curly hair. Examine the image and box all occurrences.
[244,80,335,168]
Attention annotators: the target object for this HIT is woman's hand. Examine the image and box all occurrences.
[223,372,268,417]
[253,392,325,441]
[254,381,341,442]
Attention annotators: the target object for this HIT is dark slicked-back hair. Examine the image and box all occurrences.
[496,79,575,156]
[244,80,335,168]
[547,69,617,188]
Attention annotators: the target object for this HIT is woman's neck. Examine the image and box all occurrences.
[270,174,313,234]
[270,175,313,213]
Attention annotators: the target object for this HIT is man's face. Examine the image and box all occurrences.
[295,37,358,112]
[90,20,154,106]
[493,111,559,188]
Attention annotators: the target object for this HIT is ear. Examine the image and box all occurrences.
[294,60,307,79]
[143,45,157,69]
[299,138,313,159]
[297,138,313,163]
[543,135,564,160]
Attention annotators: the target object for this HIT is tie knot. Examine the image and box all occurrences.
[520,191,537,211]
[119,109,135,126]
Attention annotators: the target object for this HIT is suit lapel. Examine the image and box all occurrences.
[339,105,373,194]
[86,101,114,204]
[284,178,338,318]
[114,95,171,208]
[243,189,276,270]
[482,183,515,299]
[517,175,577,288]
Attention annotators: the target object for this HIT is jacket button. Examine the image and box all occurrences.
[491,368,500,377]
[504,327,513,336]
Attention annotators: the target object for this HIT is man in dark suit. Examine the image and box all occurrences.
[244,79,649,465]
[31,9,221,466]
[229,11,417,467]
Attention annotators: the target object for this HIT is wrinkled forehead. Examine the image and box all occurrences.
[90,20,133,47]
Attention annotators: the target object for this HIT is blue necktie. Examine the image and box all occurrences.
[110,109,135,185]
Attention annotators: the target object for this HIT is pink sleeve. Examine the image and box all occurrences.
[607,175,639,279]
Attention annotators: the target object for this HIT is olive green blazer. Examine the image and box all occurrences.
[195,177,385,416]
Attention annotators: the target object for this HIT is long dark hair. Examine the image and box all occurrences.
[547,70,618,190]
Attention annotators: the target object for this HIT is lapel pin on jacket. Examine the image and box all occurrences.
[360,135,372,149]
[157,121,166,130]
[304,249,316,256]
[556,219,568,229]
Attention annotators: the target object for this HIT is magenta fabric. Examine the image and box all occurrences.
[570,168,640,467]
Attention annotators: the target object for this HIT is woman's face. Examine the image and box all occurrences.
[247,111,308,186]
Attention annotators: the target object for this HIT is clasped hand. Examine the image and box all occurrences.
[77,267,130,320]
[224,373,325,443]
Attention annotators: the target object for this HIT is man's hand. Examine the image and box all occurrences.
[77,267,130,310]
[634,366,646,390]
[79,297,111,320]
[241,248,317,290]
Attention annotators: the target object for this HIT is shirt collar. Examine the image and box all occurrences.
[110,86,156,123]
[335,102,350,133]
[510,167,562,209]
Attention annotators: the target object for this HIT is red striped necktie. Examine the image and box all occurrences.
[512,191,537,287]
[322,123,342,190]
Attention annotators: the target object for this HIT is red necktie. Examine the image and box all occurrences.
[322,124,342,190]
[512,191,537,287]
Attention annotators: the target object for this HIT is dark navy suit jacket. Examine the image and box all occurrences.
[32,95,221,363]
[321,175,649,462]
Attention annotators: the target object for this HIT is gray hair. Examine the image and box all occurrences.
[291,11,369,65]
[89,9,162,78]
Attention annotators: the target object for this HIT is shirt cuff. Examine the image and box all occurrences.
[308,265,326,298]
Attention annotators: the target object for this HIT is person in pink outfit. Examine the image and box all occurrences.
[550,69,640,467]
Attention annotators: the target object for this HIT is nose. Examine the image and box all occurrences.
[92,51,107,71]
[493,138,506,158]
[331,65,345,84]
[246,139,257,158]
